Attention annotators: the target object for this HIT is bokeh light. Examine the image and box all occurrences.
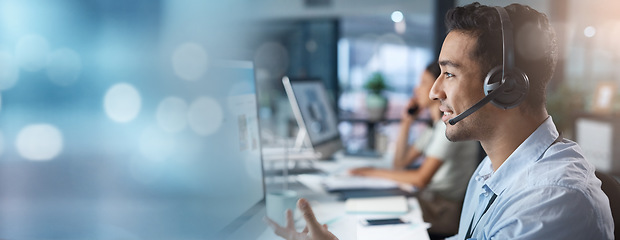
[16,124,63,161]
[104,83,142,123]
[391,11,404,23]
[156,96,188,133]
[254,41,289,79]
[15,34,50,72]
[46,48,82,86]
[254,67,270,84]
[0,51,19,90]
[172,42,208,81]
[305,39,318,53]
[584,26,596,38]
[187,96,223,136]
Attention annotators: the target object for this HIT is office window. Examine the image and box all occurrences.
[338,37,432,112]
[337,15,433,152]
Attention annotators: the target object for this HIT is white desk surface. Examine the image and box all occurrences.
[259,153,430,240]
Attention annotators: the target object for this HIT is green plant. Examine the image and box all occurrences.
[363,72,388,94]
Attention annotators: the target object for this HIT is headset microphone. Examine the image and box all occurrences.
[448,82,509,125]
[448,6,529,126]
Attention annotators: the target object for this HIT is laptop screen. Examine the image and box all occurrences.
[0,60,264,239]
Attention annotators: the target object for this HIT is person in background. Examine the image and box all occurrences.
[265,2,614,240]
[348,61,480,237]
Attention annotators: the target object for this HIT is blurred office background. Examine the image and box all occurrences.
[0,0,620,238]
[0,0,266,239]
[250,0,620,175]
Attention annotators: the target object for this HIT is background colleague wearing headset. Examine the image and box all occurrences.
[265,3,614,240]
[348,61,479,237]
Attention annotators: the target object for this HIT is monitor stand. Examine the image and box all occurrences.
[293,128,308,150]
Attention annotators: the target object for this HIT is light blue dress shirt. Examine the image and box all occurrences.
[448,117,614,240]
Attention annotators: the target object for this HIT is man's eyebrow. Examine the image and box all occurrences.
[438,60,460,68]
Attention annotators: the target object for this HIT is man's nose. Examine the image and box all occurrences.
[429,77,444,101]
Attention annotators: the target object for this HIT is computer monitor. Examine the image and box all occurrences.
[0,60,265,239]
[282,77,343,160]
[575,114,620,175]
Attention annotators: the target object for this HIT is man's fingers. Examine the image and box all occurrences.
[285,209,295,228]
[297,198,323,233]
[263,216,289,238]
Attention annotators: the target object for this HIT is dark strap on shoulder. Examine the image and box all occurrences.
[464,132,561,239]
[465,193,498,239]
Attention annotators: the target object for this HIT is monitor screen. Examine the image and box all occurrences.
[283,77,342,158]
[0,60,265,239]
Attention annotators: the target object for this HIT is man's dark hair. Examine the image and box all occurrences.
[445,2,558,110]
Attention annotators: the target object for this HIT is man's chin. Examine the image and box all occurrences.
[445,133,458,142]
[445,128,471,142]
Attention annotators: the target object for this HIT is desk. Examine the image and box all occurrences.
[257,154,430,240]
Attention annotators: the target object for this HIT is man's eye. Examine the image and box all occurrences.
[444,72,454,78]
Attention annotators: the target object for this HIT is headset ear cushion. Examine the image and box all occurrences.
[484,66,504,94]
[483,66,529,109]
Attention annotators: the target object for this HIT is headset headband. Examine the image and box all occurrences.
[494,6,514,78]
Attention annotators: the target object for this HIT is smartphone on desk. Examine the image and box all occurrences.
[360,217,408,226]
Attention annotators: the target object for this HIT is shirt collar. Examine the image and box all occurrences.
[482,116,560,195]
[475,157,493,182]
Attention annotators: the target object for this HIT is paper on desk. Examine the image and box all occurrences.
[356,222,431,240]
[322,175,400,191]
[296,174,328,193]
[345,196,408,214]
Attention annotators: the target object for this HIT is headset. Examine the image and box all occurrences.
[448,6,530,125]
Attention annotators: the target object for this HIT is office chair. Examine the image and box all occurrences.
[595,170,620,239]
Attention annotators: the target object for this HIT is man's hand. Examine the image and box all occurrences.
[264,198,338,240]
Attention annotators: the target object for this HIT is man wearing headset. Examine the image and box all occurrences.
[265,3,614,239]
